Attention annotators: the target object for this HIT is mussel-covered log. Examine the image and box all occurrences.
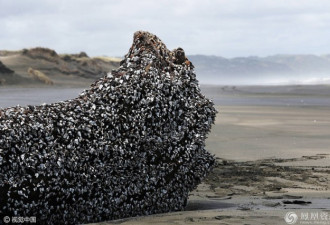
[0,31,217,224]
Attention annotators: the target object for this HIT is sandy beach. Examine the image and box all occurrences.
[1,85,330,224]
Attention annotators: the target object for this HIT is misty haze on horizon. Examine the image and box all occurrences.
[1,46,330,86]
[189,54,330,85]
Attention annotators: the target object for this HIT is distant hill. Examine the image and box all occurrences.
[0,48,120,87]
[0,60,34,85]
[2,48,330,86]
[189,54,330,85]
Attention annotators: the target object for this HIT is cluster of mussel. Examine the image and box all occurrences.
[0,31,217,224]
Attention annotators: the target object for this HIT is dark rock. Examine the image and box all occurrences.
[0,61,14,74]
[0,31,217,224]
[282,200,312,205]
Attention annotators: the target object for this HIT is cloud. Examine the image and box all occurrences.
[1,0,330,57]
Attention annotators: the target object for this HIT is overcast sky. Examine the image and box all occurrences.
[1,0,330,58]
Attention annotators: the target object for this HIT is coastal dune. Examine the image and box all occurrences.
[0,48,120,87]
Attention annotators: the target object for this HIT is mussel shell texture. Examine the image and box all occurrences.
[0,31,217,224]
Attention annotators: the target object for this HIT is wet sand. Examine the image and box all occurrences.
[1,85,330,224]
[207,105,330,161]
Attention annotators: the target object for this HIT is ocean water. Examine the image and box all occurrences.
[204,93,330,107]
[1,85,330,109]
[0,87,86,109]
[200,85,330,107]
